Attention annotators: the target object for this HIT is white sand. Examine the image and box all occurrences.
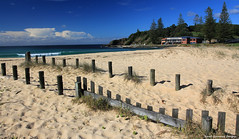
[1,46,239,138]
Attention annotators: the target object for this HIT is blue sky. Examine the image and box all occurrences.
[0,0,239,46]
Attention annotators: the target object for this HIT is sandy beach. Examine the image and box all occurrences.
[1,46,239,138]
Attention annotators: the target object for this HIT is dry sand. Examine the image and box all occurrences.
[0,46,239,138]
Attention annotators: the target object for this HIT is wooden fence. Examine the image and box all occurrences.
[0,52,238,136]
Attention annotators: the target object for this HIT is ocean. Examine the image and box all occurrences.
[0,44,161,58]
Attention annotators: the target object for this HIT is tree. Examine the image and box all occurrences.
[175,13,192,36]
[217,2,233,43]
[157,18,164,38]
[194,14,200,25]
[204,7,216,43]
[149,20,158,44]
[157,18,164,29]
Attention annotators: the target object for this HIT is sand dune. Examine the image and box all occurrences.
[1,46,239,138]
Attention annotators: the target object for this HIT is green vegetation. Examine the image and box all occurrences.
[133,131,138,135]
[109,2,239,46]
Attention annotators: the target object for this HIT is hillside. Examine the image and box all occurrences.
[109,24,239,46]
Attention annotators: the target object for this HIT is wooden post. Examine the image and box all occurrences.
[207,80,213,95]
[42,56,46,64]
[147,106,153,111]
[201,110,209,126]
[236,114,239,136]
[75,82,82,98]
[52,58,55,66]
[25,68,30,84]
[116,94,121,101]
[128,66,133,78]
[202,116,213,135]
[35,56,38,64]
[217,112,226,133]
[159,108,165,115]
[1,63,6,76]
[12,65,18,80]
[25,51,31,63]
[90,81,95,93]
[175,74,180,91]
[107,90,111,98]
[186,109,193,123]
[39,71,45,89]
[92,59,96,72]
[172,108,178,118]
[150,69,155,86]
[76,76,81,82]
[98,86,103,95]
[126,98,131,104]
[136,102,141,108]
[108,61,113,78]
[83,77,87,91]
[57,75,63,95]
[63,59,66,67]
[76,58,79,68]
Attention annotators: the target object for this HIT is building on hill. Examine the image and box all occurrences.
[161,36,202,45]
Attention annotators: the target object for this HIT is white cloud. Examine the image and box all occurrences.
[214,13,221,18]
[234,5,239,9]
[229,9,239,14]
[187,11,196,17]
[55,30,93,40]
[0,28,94,45]
[25,28,56,38]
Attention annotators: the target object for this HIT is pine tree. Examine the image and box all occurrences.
[149,20,158,44]
[217,2,233,43]
[175,13,192,36]
[193,14,200,25]
[157,18,164,37]
[204,7,216,43]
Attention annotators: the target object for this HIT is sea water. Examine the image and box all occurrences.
[0,44,158,58]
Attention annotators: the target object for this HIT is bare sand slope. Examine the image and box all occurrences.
[0,46,239,137]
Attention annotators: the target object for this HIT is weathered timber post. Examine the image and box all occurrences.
[128,66,133,78]
[159,108,165,115]
[25,51,31,63]
[57,75,63,95]
[175,74,180,91]
[35,56,38,64]
[92,59,96,73]
[116,94,121,101]
[108,61,113,78]
[1,63,6,76]
[172,108,178,118]
[12,65,18,80]
[75,82,82,98]
[136,102,141,108]
[236,114,239,136]
[217,112,226,133]
[76,76,81,83]
[126,98,131,104]
[186,109,193,123]
[98,86,103,95]
[147,106,153,111]
[90,81,95,93]
[202,116,213,135]
[150,69,155,86]
[206,80,213,95]
[76,58,79,68]
[52,58,55,66]
[201,110,209,126]
[39,71,45,89]
[83,77,87,91]
[107,90,111,98]
[42,56,46,64]
[62,59,66,67]
[25,68,30,84]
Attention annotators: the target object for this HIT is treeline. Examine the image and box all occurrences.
[110,2,239,45]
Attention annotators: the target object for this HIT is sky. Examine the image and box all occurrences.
[0,0,239,46]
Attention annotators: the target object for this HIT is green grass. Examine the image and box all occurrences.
[123,71,141,84]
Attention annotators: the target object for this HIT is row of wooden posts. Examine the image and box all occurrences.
[0,61,238,136]
[24,52,214,95]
